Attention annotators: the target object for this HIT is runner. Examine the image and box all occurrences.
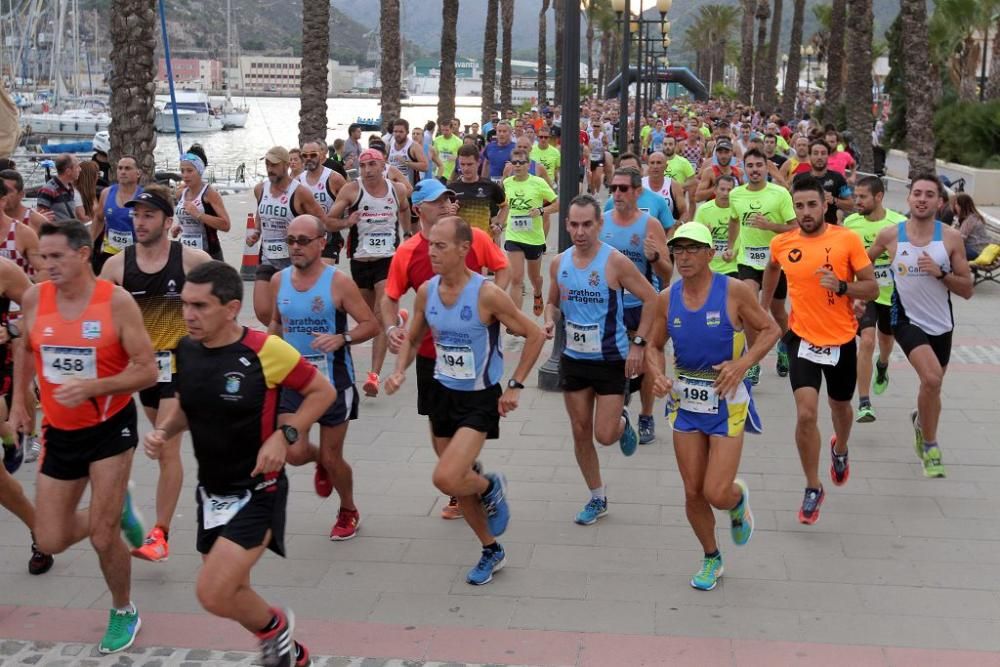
[100,185,212,563]
[646,222,779,591]
[329,148,411,397]
[385,216,543,585]
[1,169,49,234]
[450,144,508,240]
[867,174,974,478]
[843,176,906,423]
[760,177,878,524]
[431,121,463,181]
[481,121,516,184]
[502,148,558,322]
[644,151,687,226]
[387,119,429,190]
[791,140,853,224]
[171,152,231,261]
[297,139,347,265]
[726,148,797,384]
[780,135,811,183]
[661,136,697,221]
[90,156,142,274]
[144,260,335,667]
[694,175,740,278]
[269,214,378,540]
[502,135,552,185]
[249,146,326,327]
[543,194,657,524]
[601,167,672,445]
[10,220,157,653]
[586,122,609,195]
[695,139,744,202]
[602,153,674,233]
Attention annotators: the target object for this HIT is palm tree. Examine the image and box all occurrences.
[685,5,739,91]
[845,0,873,171]
[500,0,514,112]
[298,0,329,145]
[738,0,756,103]
[438,0,459,128]
[537,0,550,105]
[930,0,996,102]
[781,0,805,118]
[379,0,401,125]
[988,15,1000,100]
[765,0,783,109]
[899,0,936,175]
[752,0,771,108]
[109,0,156,177]
[482,0,499,121]
[825,0,846,110]
[554,0,564,103]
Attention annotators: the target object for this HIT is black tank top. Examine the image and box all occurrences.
[123,241,187,352]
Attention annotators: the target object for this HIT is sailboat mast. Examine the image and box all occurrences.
[226,0,232,99]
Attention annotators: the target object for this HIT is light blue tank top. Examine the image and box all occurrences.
[558,242,628,361]
[425,272,503,391]
[276,265,354,388]
[599,210,652,309]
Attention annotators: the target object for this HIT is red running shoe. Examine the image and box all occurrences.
[330,508,361,541]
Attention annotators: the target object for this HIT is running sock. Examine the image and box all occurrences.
[924,440,939,453]
[705,549,721,560]
[114,601,136,615]
[1,434,13,446]
[260,613,281,634]
[859,396,870,407]
[875,361,888,379]
[483,541,502,553]
[777,340,787,354]
[590,486,606,501]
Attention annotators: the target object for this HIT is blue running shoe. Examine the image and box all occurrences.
[729,479,753,546]
[619,407,638,456]
[120,481,145,549]
[574,497,608,525]
[3,441,23,474]
[638,415,655,445]
[690,554,724,591]
[466,544,506,585]
[481,472,510,537]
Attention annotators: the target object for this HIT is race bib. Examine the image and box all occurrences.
[303,353,329,379]
[262,238,289,260]
[509,215,533,232]
[199,487,251,530]
[743,245,770,269]
[362,231,394,255]
[798,340,841,366]
[180,233,204,250]
[40,345,97,384]
[675,375,719,414]
[155,351,173,383]
[873,264,893,287]
[103,227,133,254]
[435,343,475,380]
[713,239,728,254]
[565,320,600,354]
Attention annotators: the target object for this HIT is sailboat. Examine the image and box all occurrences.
[217,0,248,129]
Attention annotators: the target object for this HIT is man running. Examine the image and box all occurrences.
[646,222,780,591]
[696,139,744,202]
[297,139,347,265]
[100,185,212,562]
[431,121,463,181]
[449,145,508,240]
[843,176,906,423]
[694,175,739,278]
[144,261,335,667]
[661,137,697,221]
[329,148,411,397]
[601,154,674,233]
[867,174,973,478]
[481,121,516,184]
[91,156,142,273]
[386,216,543,585]
[387,119,430,190]
[726,148,797,384]
[250,146,327,327]
[644,151,687,225]
[11,221,157,653]
[761,177,878,524]
[1,169,49,234]
[791,140,852,225]
[270,214,378,540]
[780,135,811,183]
[544,194,657,524]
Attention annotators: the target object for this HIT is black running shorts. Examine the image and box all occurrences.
[41,400,139,481]
[428,382,501,440]
[196,473,288,557]
[785,332,857,402]
[559,355,628,396]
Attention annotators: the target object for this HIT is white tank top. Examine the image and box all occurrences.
[642,175,674,213]
[258,180,300,260]
[388,138,414,181]
[297,167,335,214]
[350,180,399,259]
[891,221,953,336]
[175,183,210,250]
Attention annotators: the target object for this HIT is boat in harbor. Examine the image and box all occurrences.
[355,116,382,131]
[154,91,223,133]
[211,96,249,130]
[19,101,111,138]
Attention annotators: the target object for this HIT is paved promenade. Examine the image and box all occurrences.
[1,188,999,665]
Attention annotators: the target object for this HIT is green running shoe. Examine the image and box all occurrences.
[690,554,724,591]
[856,403,876,423]
[729,479,753,546]
[99,604,141,653]
[120,481,145,550]
[746,363,761,386]
[910,410,924,462]
[922,446,946,478]
[873,361,889,395]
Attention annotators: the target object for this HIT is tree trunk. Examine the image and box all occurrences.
[379,0,401,125]
[825,0,846,109]
[586,13,594,90]
[752,0,770,109]
[899,0,936,176]
[765,0,783,109]
[554,0,564,106]
[987,16,1000,100]
[500,0,514,112]
[739,0,755,103]
[537,0,550,105]
[715,43,727,92]
[438,0,459,129]
[109,0,156,178]
[781,0,805,119]
[298,0,329,145]
[482,0,499,121]
[845,0,873,172]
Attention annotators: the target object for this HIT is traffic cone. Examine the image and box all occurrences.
[240,212,260,281]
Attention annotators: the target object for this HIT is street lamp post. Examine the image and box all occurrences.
[632,18,643,152]
[629,0,671,153]
[612,0,631,154]
[803,45,815,93]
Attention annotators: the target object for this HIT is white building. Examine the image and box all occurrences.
[230,56,359,93]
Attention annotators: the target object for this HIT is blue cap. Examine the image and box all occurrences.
[411,179,455,205]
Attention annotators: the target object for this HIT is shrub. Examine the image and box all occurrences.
[932,100,1000,168]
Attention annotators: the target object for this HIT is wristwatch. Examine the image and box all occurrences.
[631,335,647,347]
[507,379,525,389]
[279,424,299,445]
[937,267,950,280]
[342,333,353,345]
[836,280,848,296]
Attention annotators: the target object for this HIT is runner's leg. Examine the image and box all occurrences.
[144,402,183,534]
[907,345,945,443]
[673,431,716,553]
[371,281,389,376]
[564,388,601,489]
[87,448,136,608]
[318,422,355,511]
[507,249,526,313]
[433,429,490,545]
[196,536,273,631]
[792,387,822,489]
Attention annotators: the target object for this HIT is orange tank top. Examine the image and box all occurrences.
[31,279,132,430]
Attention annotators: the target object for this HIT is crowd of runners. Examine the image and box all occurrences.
[0,95,977,667]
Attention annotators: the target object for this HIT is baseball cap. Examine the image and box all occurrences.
[716,138,733,151]
[411,179,456,205]
[125,190,173,217]
[358,148,385,163]
[263,146,290,164]
[667,222,713,248]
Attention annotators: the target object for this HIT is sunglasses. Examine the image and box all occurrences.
[300,152,321,159]
[609,184,634,193]
[285,235,323,246]
[510,160,528,165]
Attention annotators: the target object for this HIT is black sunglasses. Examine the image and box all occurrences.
[285,235,323,246]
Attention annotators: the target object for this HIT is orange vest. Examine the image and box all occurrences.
[31,279,132,430]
